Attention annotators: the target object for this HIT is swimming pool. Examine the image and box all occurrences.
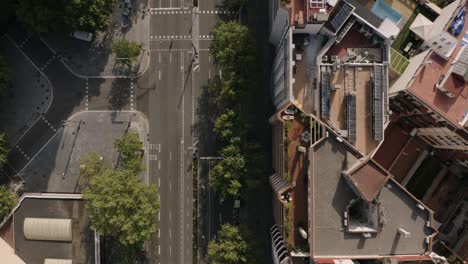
[371,0,403,24]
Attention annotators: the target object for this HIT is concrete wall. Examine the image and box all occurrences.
[270,6,290,47]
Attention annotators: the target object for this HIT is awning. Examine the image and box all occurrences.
[269,173,292,202]
[24,218,72,242]
[409,14,433,40]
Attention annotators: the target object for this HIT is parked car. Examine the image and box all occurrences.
[70,31,93,42]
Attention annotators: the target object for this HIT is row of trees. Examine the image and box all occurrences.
[80,133,159,253]
[207,21,266,201]
[208,224,256,264]
[8,0,117,33]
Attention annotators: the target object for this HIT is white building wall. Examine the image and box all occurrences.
[270,5,290,47]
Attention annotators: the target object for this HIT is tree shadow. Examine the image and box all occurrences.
[108,78,131,111]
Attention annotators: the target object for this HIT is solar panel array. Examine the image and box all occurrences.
[453,45,468,78]
[347,94,356,143]
[321,71,331,119]
[330,2,354,32]
[373,66,384,141]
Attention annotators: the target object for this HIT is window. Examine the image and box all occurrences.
[433,42,438,45]
[438,46,443,49]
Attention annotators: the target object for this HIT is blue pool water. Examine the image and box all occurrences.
[371,0,403,24]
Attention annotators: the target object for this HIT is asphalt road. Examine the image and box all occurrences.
[3,0,223,262]
[140,0,222,263]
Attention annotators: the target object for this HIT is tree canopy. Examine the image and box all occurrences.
[210,21,256,73]
[0,132,8,169]
[114,132,143,172]
[112,40,143,66]
[208,224,249,264]
[78,152,104,186]
[209,138,245,201]
[214,109,238,142]
[15,0,117,33]
[0,186,14,219]
[65,0,117,31]
[83,168,158,246]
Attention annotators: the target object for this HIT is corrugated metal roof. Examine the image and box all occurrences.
[24,218,72,242]
[44,259,73,264]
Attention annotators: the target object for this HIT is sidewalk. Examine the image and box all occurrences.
[0,36,52,146]
[19,111,149,193]
[42,0,149,77]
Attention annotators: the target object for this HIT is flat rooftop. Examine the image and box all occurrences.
[344,159,390,202]
[13,197,95,264]
[310,137,434,258]
[328,65,380,155]
[407,2,468,127]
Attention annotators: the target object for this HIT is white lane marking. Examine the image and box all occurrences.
[170,52,172,64]
[208,69,211,79]
[159,143,161,152]
[170,151,172,160]
[85,78,89,110]
[158,70,161,80]
[158,160,161,169]
[180,50,186,264]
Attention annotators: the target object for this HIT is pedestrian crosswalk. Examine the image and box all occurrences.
[149,10,237,15]
[150,10,192,15]
[150,35,214,40]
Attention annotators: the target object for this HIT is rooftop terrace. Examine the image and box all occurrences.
[310,137,436,258]
[325,65,381,155]
[406,1,468,127]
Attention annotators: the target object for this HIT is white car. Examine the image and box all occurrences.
[70,31,93,42]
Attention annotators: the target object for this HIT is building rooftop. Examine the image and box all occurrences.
[324,64,382,155]
[13,195,95,264]
[344,159,390,202]
[405,2,468,128]
[309,137,436,258]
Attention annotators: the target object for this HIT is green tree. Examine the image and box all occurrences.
[65,0,117,31]
[16,0,65,33]
[208,224,248,264]
[214,109,238,142]
[210,21,256,73]
[112,40,143,66]
[83,168,159,246]
[0,186,14,219]
[114,133,143,172]
[16,0,116,33]
[78,152,104,186]
[0,132,8,169]
[0,56,11,98]
[209,138,245,200]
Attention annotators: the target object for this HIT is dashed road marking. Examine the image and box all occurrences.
[130,79,135,111]
[150,10,192,15]
[150,48,193,52]
[40,55,58,71]
[85,78,89,111]
[41,116,57,132]
[149,35,213,41]
[18,36,31,48]
[15,145,31,160]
